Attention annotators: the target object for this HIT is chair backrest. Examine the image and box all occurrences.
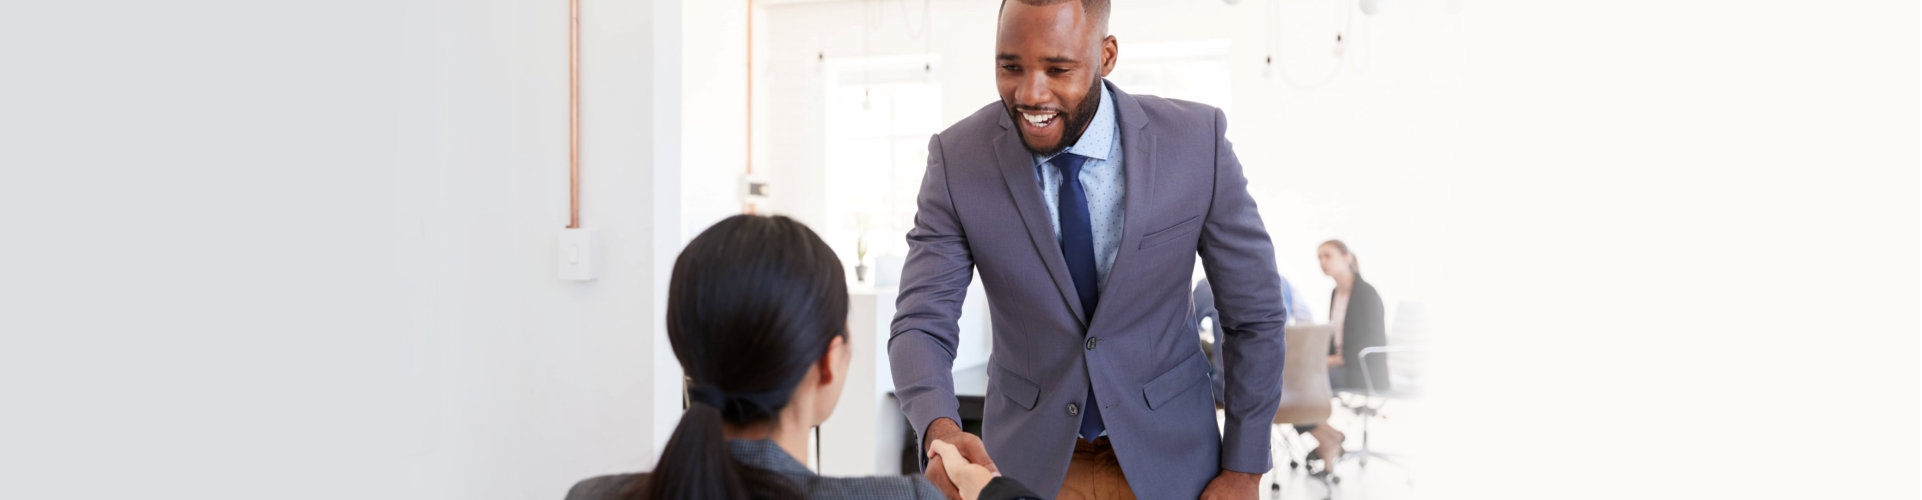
[1273,324,1333,424]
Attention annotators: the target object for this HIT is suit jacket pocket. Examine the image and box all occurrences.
[1137,215,1202,250]
[1142,350,1208,410]
[994,364,1040,411]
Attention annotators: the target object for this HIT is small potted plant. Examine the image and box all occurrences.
[854,234,870,283]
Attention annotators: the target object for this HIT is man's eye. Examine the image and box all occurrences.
[1049,67,1070,75]
[1000,65,1020,72]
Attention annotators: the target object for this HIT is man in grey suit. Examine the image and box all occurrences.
[888,1,1286,499]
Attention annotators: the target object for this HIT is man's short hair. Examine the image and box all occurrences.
[1000,0,1111,28]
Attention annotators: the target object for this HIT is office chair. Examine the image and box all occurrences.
[1330,345,1421,485]
[1269,324,1334,496]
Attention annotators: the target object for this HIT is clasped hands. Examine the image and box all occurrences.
[923,418,998,500]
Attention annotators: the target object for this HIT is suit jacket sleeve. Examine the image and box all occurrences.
[1197,107,1288,474]
[888,133,972,470]
[980,477,1046,500]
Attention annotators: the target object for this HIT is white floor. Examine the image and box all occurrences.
[1246,396,1422,500]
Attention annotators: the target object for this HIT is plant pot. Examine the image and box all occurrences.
[855,264,869,283]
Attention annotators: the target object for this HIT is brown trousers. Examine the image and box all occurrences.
[1054,437,1137,500]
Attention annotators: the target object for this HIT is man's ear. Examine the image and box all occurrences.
[1100,35,1118,76]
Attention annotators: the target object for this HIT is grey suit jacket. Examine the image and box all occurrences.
[889,81,1287,499]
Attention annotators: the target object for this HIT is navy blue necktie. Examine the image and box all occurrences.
[1053,153,1105,440]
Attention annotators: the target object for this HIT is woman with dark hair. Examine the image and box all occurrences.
[1293,239,1388,473]
[564,215,1038,500]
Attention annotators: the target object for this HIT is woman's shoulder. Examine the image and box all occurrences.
[796,473,945,500]
[1354,279,1383,301]
[565,473,644,500]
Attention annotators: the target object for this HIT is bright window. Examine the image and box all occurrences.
[1105,40,1233,114]
[823,55,942,272]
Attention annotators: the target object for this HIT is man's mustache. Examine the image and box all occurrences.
[1011,105,1066,114]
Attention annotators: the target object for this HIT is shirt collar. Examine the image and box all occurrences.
[727,439,814,478]
[1036,81,1117,164]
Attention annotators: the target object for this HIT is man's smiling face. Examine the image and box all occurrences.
[995,0,1116,155]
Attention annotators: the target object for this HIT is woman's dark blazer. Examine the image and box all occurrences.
[564,439,1041,500]
[1331,278,1389,391]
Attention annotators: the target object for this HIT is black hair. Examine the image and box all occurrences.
[633,215,849,500]
[1000,0,1111,26]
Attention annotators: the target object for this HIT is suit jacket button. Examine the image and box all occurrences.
[1085,337,1098,350]
[1067,403,1080,416]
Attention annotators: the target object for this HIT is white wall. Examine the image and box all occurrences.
[0,0,685,498]
[760,0,1459,324]
[683,0,753,238]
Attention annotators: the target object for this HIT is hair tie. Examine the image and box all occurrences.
[687,384,728,409]
[685,383,790,423]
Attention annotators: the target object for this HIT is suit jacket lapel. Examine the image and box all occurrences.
[994,120,1090,326]
[1088,81,1157,331]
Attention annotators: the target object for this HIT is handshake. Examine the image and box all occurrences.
[922,418,1005,500]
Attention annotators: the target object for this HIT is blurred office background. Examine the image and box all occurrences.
[0,1,1912,500]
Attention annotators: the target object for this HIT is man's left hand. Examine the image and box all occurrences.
[1198,469,1261,500]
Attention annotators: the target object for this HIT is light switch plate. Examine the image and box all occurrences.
[743,173,770,204]
[557,228,601,281]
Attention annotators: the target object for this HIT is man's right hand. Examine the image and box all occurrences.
[923,418,996,500]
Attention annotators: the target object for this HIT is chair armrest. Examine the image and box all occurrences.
[1357,346,1419,400]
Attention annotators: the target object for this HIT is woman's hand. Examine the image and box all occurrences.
[1327,354,1345,367]
[929,439,999,500]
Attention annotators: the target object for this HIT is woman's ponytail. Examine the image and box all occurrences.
[629,393,807,500]
[1321,239,1362,281]
[630,404,743,500]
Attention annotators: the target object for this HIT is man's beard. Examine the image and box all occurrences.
[1009,77,1104,156]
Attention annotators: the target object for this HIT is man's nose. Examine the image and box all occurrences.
[1016,71,1051,109]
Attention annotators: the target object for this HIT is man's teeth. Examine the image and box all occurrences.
[1023,113,1055,125]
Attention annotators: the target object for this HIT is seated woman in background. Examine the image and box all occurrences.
[565,215,1037,500]
[1294,239,1389,472]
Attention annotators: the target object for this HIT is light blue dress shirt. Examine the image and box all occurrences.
[1035,83,1124,294]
